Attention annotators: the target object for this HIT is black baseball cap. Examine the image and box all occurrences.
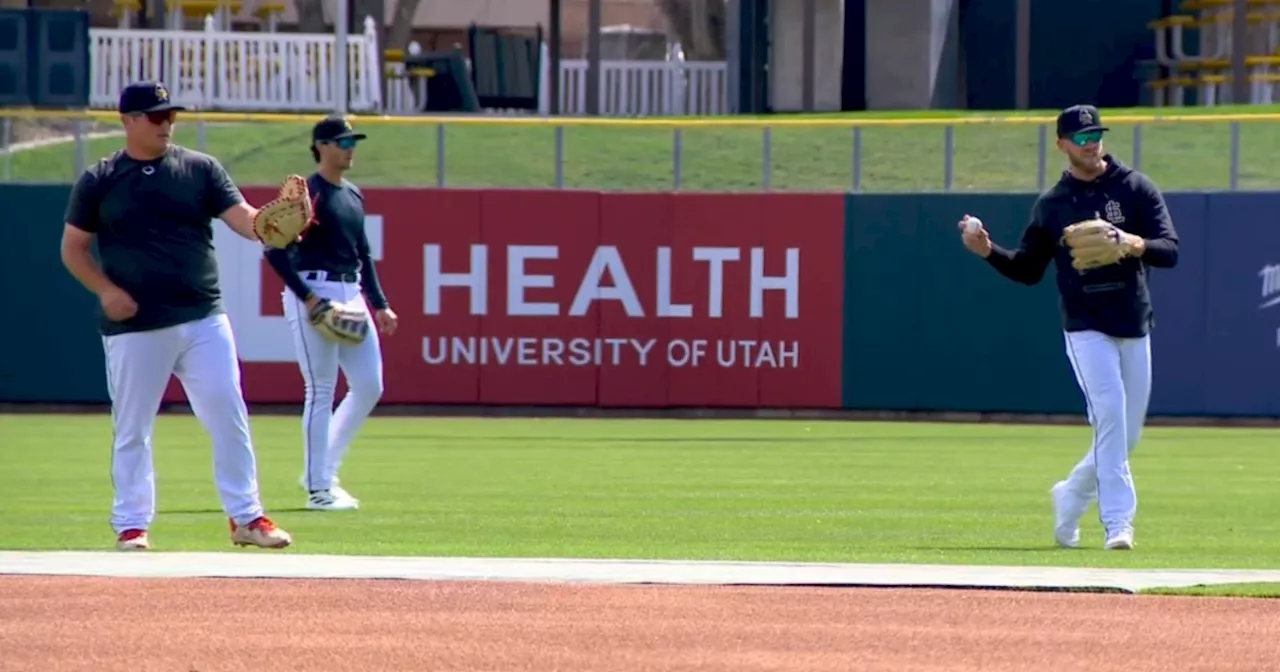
[312,116,367,143]
[1056,104,1109,138]
[118,81,185,114]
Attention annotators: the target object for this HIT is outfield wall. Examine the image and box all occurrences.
[5,184,1278,417]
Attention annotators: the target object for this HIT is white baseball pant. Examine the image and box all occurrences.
[1059,329,1152,535]
[281,274,385,493]
[102,313,266,533]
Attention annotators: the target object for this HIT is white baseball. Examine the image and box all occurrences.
[964,216,982,234]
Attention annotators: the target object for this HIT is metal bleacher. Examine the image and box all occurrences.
[1148,0,1280,106]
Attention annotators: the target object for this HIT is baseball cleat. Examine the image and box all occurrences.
[1050,481,1081,548]
[116,529,150,551]
[299,474,359,504]
[306,489,359,511]
[230,516,292,548]
[1104,529,1134,550]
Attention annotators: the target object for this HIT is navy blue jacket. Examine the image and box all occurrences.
[263,173,389,310]
[985,155,1179,338]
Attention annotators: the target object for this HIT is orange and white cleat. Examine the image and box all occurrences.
[116,529,150,551]
[229,516,292,549]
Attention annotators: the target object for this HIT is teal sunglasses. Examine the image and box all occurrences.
[326,137,359,150]
[1069,130,1104,146]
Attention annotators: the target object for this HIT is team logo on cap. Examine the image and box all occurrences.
[1079,108,1092,125]
[155,84,169,101]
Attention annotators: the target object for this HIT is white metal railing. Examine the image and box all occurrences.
[383,42,727,117]
[89,15,385,112]
[89,20,728,117]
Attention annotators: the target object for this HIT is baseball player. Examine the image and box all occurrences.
[263,116,396,512]
[58,81,293,551]
[958,104,1179,551]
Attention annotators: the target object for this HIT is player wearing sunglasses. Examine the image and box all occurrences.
[263,116,396,512]
[58,81,293,551]
[956,104,1180,551]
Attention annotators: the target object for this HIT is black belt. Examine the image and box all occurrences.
[301,270,358,282]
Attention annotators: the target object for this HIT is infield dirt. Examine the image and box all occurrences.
[2,575,1276,671]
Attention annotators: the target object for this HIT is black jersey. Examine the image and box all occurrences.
[986,155,1179,338]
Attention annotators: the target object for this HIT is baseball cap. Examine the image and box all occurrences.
[118,81,185,114]
[312,116,368,143]
[1056,104,1109,139]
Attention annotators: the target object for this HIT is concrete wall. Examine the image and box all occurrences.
[864,0,959,109]
[769,0,844,111]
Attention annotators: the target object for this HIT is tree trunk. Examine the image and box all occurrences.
[386,0,423,51]
[654,0,726,61]
[349,0,387,110]
[383,0,424,110]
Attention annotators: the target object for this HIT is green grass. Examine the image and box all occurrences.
[3,413,1280,595]
[7,105,1280,192]
[1142,583,1280,598]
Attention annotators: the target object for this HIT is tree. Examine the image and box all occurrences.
[654,0,726,61]
[385,0,423,52]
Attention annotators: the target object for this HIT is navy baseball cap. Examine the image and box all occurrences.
[312,116,367,143]
[1056,104,1109,139]
[118,81,185,114]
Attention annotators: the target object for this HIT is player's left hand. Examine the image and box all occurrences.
[375,308,398,335]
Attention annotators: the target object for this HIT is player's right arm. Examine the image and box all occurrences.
[980,200,1055,285]
[61,170,137,320]
[263,246,320,310]
[60,225,115,296]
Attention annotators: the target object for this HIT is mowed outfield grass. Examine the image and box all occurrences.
[9,105,1280,192]
[3,413,1280,596]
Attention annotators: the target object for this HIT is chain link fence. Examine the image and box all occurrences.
[3,111,1278,193]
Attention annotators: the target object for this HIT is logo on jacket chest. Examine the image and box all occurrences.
[1103,199,1125,224]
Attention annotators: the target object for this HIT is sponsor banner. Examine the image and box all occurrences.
[165,188,846,408]
[1201,193,1280,416]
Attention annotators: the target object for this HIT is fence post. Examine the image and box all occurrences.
[673,127,683,191]
[1037,124,1047,191]
[943,125,954,191]
[762,125,772,190]
[436,124,446,188]
[1132,123,1142,171]
[74,119,86,178]
[1230,121,1240,190]
[2,117,10,181]
[555,125,565,188]
[851,126,862,192]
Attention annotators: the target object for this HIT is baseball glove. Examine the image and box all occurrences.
[253,175,315,249]
[308,298,369,345]
[1061,218,1141,271]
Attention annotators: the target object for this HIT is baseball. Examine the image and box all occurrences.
[964,216,982,234]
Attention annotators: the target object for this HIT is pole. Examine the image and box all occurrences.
[335,0,350,115]
[1015,0,1030,109]
[802,0,815,111]
[549,0,562,115]
[1232,0,1249,104]
[586,0,602,115]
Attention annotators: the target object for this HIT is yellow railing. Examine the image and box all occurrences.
[7,107,1280,127]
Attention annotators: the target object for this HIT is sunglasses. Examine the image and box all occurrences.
[324,137,359,150]
[1069,130,1104,147]
[131,110,176,125]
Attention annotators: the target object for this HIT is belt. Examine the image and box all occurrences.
[301,270,358,283]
